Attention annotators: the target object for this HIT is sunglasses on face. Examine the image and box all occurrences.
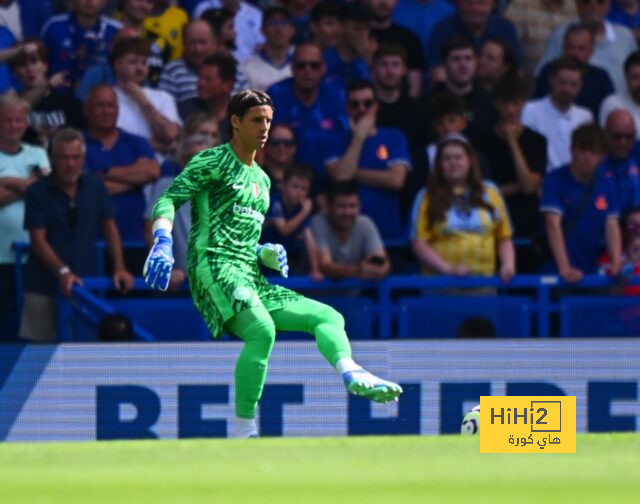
[348,98,375,110]
[268,138,296,147]
[611,132,635,141]
[294,60,322,70]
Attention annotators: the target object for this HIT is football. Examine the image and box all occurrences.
[460,404,480,435]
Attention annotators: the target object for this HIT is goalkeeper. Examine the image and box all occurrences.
[143,89,402,438]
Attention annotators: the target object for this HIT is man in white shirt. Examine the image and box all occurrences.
[523,56,593,171]
[599,51,640,138]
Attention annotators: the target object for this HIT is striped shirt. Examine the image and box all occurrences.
[158,59,198,105]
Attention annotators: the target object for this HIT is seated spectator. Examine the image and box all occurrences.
[112,36,181,156]
[600,207,640,294]
[282,0,316,44]
[83,84,160,253]
[410,134,515,281]
[534,23,614,118]
[239,6,295,92]
[182,111,220,145]
[262,164,322,279]
[200,7,237,57]
[325,79,410,243]
[599,51,640,139]
[263,123,298,192]
[522,56,593,172]
[312,180,390,280]
[309,0,345,51]
[158,19,218,119]
[602,108,640,212]
[41,0,122,88]
[476,75,547,272]
[540,124,622,282]
[428,0,522,84]
[21,128,134,342]
[0,91,49,338]
[10,39,86,147]
[366,0,426,98]
[0,0,54,41]
[144,0,189,61]
[539,0,636,94]
[144,131,216,291]
[476,37,518,93]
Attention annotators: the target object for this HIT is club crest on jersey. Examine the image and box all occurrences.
[252,182,260,198]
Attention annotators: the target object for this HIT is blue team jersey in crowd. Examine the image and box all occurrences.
[540,164,620,273]
[84,129,156,241]
[323,47,371,88]
[602,143,640,212]
[263,192,311,257]
[41,12,121,85]
[324,127,411,242]
[0,26,15,93]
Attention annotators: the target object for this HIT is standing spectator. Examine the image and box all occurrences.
[312,180,391,280]
[476,37,518,93]
[534,23,614,117]
[541,123,622,282]
[608,1,640,40]
[10,39,86,147]
[20,128,134,342]
[602,108,640,212]
[0,0,54,40]
[599,51,640,138]
[365,0,426,98]
[477,75,547,272]
[111,36,181,155]
[522,56,593,171]
[40,0,122,88]
[539,0,636,94]
[158,19,218,119]
[83,85,160,248]
[193,0,264,64]
[428,0,522,84]
[239,6,295,92]
[268,41,348,185]
[410,134,515,280]
[263,123,298,192]
[503,0,576,82]
[0,92,49,338]
[325,79,410,243]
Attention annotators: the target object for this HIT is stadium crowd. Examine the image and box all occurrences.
[2,0,640,342]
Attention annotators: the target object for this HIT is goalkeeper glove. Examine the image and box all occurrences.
[256,243,289,278]
[143,228,174,291]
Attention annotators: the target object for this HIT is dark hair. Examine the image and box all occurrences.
[483,37,518,75]
[344,0,373,23]
[201,52,237,82]
[571,123,606,152]
[110,36,150,63]
[564,23,594,46]
[624,50,640,75]
[621,206,640,244]
[346,78,375,96]
[9,38,47,70]
[372,43,408,65]
[427,138,493,227]
[441,37,476,60]
[283,163,313,183]
[493,74,529,103]
[327,180,359,203]
[98,313,134,342]
[310,1,345,22]
[262,5,292,25]
[227,89,273,119]
[456,317,497,338]
[201,7,234,38]
[548,55,584,77]
[426,89,466,125]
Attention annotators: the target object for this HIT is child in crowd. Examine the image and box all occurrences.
[425,89,468,169]
[262,164,323,280]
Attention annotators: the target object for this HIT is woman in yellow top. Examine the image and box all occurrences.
[411,134,516,282]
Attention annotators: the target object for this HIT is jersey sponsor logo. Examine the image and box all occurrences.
[595,195,608,211]
[232,183,243,190]
[232,202,265,223]
[376,144,389,161]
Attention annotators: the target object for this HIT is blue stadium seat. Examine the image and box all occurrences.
[560,296,640,337]
[396,296,532,338]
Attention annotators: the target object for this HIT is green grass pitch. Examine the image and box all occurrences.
[1,434,639,503]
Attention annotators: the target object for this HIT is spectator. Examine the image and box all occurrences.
[410,134,515,281]
[21,127,134,342]
[193,0,264,64]
[599,206,640,294]
[312,180,390,280]
[477,75,547,272]
[239,6,295,92]
[281,0,315,44]
[534,23,614,117]
[476,37,518,93]
[522,56,593,172]
[268,41,348,185]
[98,313,134,341]
[83,85,160,250]
[112,36,181,156]
[0,0,54,40]
[602,108,640,211]
[144,0,189,61]
[158,19,218,119]
[10,39,86,147]
[41,0,122,88]
[200,8,237,58]
[503,0,576,82]
[609,1,640,44]
[309,1,344,51]
[365,0,426,98]
[541,123,622,282]
[539,0,636,94]
[144,132,216,291]
[0,92,49,338]
[263,123,298,192]
[424,89,469,168]
[182,111,220,145]
[0,27,20,92]
[428,0,522,84]
[325,79,410,243]
[599,51,640,138]
[262,164,322,279]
